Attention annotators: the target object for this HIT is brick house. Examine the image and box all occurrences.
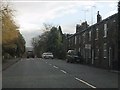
[67,11,118,70]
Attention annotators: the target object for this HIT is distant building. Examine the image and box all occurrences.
[67,11,118,70]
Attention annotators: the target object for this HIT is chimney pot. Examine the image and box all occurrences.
[97,11,102,23]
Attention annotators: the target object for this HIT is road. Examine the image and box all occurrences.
[2,58,118,88]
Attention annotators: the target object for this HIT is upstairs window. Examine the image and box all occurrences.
[75,36,77,45]
[72,38,74,46]
[83,33,86,44]
[79,35,81,44]
[69,39,70,47]
[95,28,99,40]
[104,23,107,38]
[89,31,91,41]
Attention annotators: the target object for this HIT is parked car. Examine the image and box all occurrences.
[42,52,54,59]
[66,50,82,63]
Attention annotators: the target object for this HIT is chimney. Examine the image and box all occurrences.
[82,21,88,29]
[76,21,89,33]
[97,11,102,23]
[76,24,81,33]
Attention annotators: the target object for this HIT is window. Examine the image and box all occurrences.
[83,49,85,58]
[79,48,81,52]
[88,44,91,58]
[85,44,91,58]
[75,36,77,45]
[72,38,74,46]
[69,39,70,47]
[83,33,85,43]
[95,28,98,40]
[95,46,99,59]
[77,36,79,44]
[79,35,81,44]
[113,20,116,23]
[103,43,107,58]
[104,23,107,37]
[89,31,91,41]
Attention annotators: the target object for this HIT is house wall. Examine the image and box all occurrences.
[67,13,118,70]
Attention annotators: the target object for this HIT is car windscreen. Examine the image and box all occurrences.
[47,53,52,55]
[43,53,52,55]
[68,51,76,55]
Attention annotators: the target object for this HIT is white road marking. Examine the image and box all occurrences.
[74,77,96,88]
[60,70,67,74]
[53,66,58,69]
[49,64,52,65]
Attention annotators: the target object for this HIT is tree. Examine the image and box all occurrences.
[46,25,66,59]
[32,24,67,59]
[31,31,50,57]
[47,27,59,57]
[1,3,26,59]
[57,26,66,59]
[15,31,26,57]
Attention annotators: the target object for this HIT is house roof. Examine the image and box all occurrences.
[67,13,118,39]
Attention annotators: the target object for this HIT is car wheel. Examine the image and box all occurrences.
[69,60,72,63]
[66,59,69,63]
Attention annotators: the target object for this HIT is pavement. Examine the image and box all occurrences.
[2,58,119,88]
[2,58,21,71]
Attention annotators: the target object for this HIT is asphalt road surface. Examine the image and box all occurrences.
[2,58,118,88]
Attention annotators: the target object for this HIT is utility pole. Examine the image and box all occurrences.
[82,9,89,21]
[91,5,96,25]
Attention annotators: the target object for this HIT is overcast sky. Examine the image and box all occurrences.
[4,0,118,47]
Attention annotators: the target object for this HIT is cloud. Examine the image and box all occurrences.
[12,1,96,34]
[8,0,117,47]
[13,1,96,31]
[20,29,42,47]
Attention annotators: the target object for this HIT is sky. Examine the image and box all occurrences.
[3,0,118,47]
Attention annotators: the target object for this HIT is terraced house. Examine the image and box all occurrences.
[67,11,119,70]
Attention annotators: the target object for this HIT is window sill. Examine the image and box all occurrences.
[95,38,98,40]
[95,57,98,59]
[103,36,107,38]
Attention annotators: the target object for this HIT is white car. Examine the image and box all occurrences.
[42,52,54,59]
